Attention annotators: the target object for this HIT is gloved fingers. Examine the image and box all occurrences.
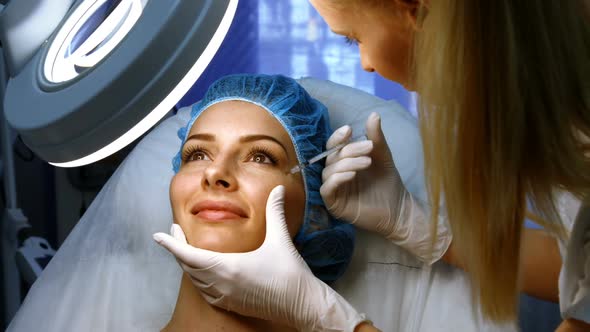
[186,271,224,298]
[153,232,222,269]
[322,156,371,182]
[261,185,294,250]
[365,112,392,163]
[180,260,218,285]
[320,171,356,202]
[326,140,373,166]
[326,125,352,150]
[201,290,226,308]
[200,291,218,304]
[208,294,232,312]
[365,112,384,144]
[171,223,187,244]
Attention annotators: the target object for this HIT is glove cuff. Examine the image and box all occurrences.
[386,193,453,265]
[301,281,370,332]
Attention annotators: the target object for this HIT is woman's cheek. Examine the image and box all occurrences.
[273,172,306,237]
[240,170,305,237]
[169,172,202,226]
[169,174,186,216]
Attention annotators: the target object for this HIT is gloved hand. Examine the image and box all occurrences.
[153,186,368,332]
[320,112,452,264]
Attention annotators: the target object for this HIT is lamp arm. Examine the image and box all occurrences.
[1,40,57,326]
[0,48,15,208]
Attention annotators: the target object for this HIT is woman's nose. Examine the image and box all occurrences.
[360,48,375,72]
[201,158,237,191]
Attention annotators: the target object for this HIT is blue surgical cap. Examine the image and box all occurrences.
[172,74,355,283]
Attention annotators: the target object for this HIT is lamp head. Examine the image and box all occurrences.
[3,0,238,167]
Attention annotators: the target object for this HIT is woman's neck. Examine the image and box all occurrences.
[162,273,295,332]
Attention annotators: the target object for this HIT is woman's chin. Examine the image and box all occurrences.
[192,241,232,253]
[189,235,262,253]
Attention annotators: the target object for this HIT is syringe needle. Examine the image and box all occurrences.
[290,134,367,174]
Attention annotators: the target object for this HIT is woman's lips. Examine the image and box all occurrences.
[191,200,248,222]
[196,210,243,221]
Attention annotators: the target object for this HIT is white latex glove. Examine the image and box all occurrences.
[320,112,452,264]
[153,186,368,332]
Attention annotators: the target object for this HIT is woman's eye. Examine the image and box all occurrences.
[186,151,210,162]
[344,36,358,46]
[250,153,273,164]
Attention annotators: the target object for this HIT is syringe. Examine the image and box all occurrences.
[290,134,367,174]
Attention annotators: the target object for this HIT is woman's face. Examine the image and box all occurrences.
[309,0,418,89]
[170,101,306,253]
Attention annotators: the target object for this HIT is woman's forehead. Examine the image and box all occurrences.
[189,100,294,148]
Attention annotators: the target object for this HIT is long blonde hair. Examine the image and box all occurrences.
[414,0,590,322]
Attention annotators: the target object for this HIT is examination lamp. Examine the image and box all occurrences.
[1,0,238,167]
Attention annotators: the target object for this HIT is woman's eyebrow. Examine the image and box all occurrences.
[185,133,215,142]
[239,134,288,155]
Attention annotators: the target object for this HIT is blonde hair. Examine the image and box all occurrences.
[414,0,590,322]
